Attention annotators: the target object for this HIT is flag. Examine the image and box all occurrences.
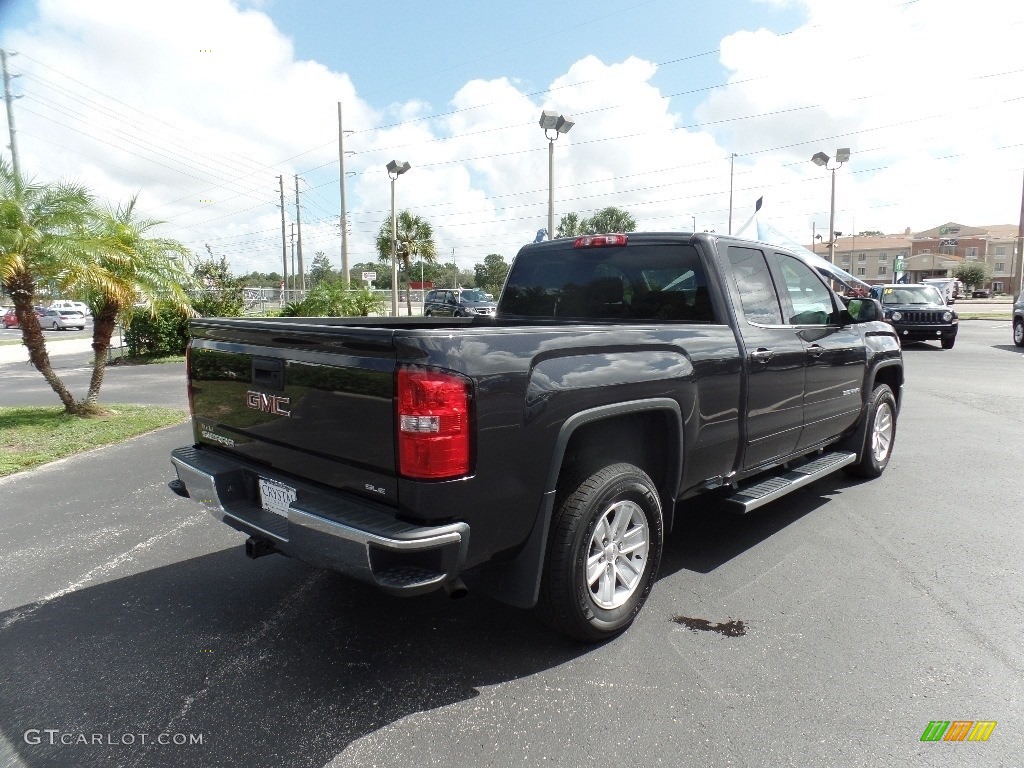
[755,197,763,212]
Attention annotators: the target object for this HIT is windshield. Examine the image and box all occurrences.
[879,286,944,305]
[459,289,489,302]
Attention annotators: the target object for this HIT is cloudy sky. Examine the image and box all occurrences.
[0,0,1021,278]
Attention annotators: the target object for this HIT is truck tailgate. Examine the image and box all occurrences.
[188,324,398,503]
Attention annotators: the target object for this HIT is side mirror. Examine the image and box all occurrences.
[845,297,882,323]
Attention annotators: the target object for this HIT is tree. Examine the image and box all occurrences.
[192,251,244,316]
[953,260,990,290]
[556,212,584,238]
[375,210,437,315]
[0,160,110,414]
[857,230,885,237]
[582,206,637,234]
[473,253,510,296]
[79,196,193,411]
[557,207,637,238]
[308,251,336,286]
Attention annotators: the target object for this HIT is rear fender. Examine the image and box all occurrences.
[466,398,682,609]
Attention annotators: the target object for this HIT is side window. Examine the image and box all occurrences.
[775,255,837,325]
[727,246,782,325]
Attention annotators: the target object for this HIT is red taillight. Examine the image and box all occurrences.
[574,234,628,248]
[185,346,195,415]
[397,367,471,479]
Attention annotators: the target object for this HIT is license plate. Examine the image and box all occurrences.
[258,478,296,518]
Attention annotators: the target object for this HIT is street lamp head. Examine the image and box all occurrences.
[811,151,829,167]
[386,159,411,177]
[539,110,560,131]
[539,110,574,136]
[835,147,851,163]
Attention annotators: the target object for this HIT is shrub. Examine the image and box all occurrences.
[123,305,190,356]
[279,282,385,317]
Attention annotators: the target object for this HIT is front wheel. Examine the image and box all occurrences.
[538,463,663,642]
[845,383,897,478]
[941,336,955,349]
[1014,319,1024,347]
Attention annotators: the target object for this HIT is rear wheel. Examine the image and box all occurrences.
[538,463,663,642]
[845,383,897,478]
[1014,319,1024,347]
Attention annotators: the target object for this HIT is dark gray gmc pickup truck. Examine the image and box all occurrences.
[169,232,903,641]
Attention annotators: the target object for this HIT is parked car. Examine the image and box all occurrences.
[38,308,87,330]
[1013,294,1024,347]
[870,283,958,349]
[972,288,991,299]
[50,300,91,316]
[2,307,46,328]
[423,288,497,317]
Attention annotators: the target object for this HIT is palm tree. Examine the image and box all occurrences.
[0,158,97,413]
[0,158,194,415]
[375,210,437,316]
[76,195,193,410]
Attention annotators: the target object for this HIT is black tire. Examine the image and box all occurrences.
[845,384,897,478]
[941,336,955,349]
[1014,319,1024,348]
[538,463,663,642]
[424,310,432,316]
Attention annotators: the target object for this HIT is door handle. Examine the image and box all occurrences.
[806,343,825,357]
[750,348,774,363]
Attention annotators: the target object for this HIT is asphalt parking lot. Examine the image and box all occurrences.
[1,321,1022,767]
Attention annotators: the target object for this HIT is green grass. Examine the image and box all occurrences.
[108,353,186,365]
[0,405,189,477]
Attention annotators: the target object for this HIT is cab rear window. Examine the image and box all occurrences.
[501,244,715,322]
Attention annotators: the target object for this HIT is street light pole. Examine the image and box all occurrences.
[828,166,837,265]
[811,148,850,265]
[386,160,411,317]
[539,110,574,239]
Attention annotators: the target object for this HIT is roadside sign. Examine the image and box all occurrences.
[893,258,905,271]
[361,271,377,282]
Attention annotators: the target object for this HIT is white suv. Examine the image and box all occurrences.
[50,300,90,316]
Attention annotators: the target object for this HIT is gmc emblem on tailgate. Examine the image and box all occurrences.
[246,390,291,417]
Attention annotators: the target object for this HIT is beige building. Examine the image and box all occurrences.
[809,222,1022,295]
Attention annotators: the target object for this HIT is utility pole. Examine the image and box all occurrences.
[728,152,736,235]
[1,49,22,183]
[290,223,296,289]
[338,102,351,288]
[294,175,305,292]
[277,175,288,296]
[452,248,457,288]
